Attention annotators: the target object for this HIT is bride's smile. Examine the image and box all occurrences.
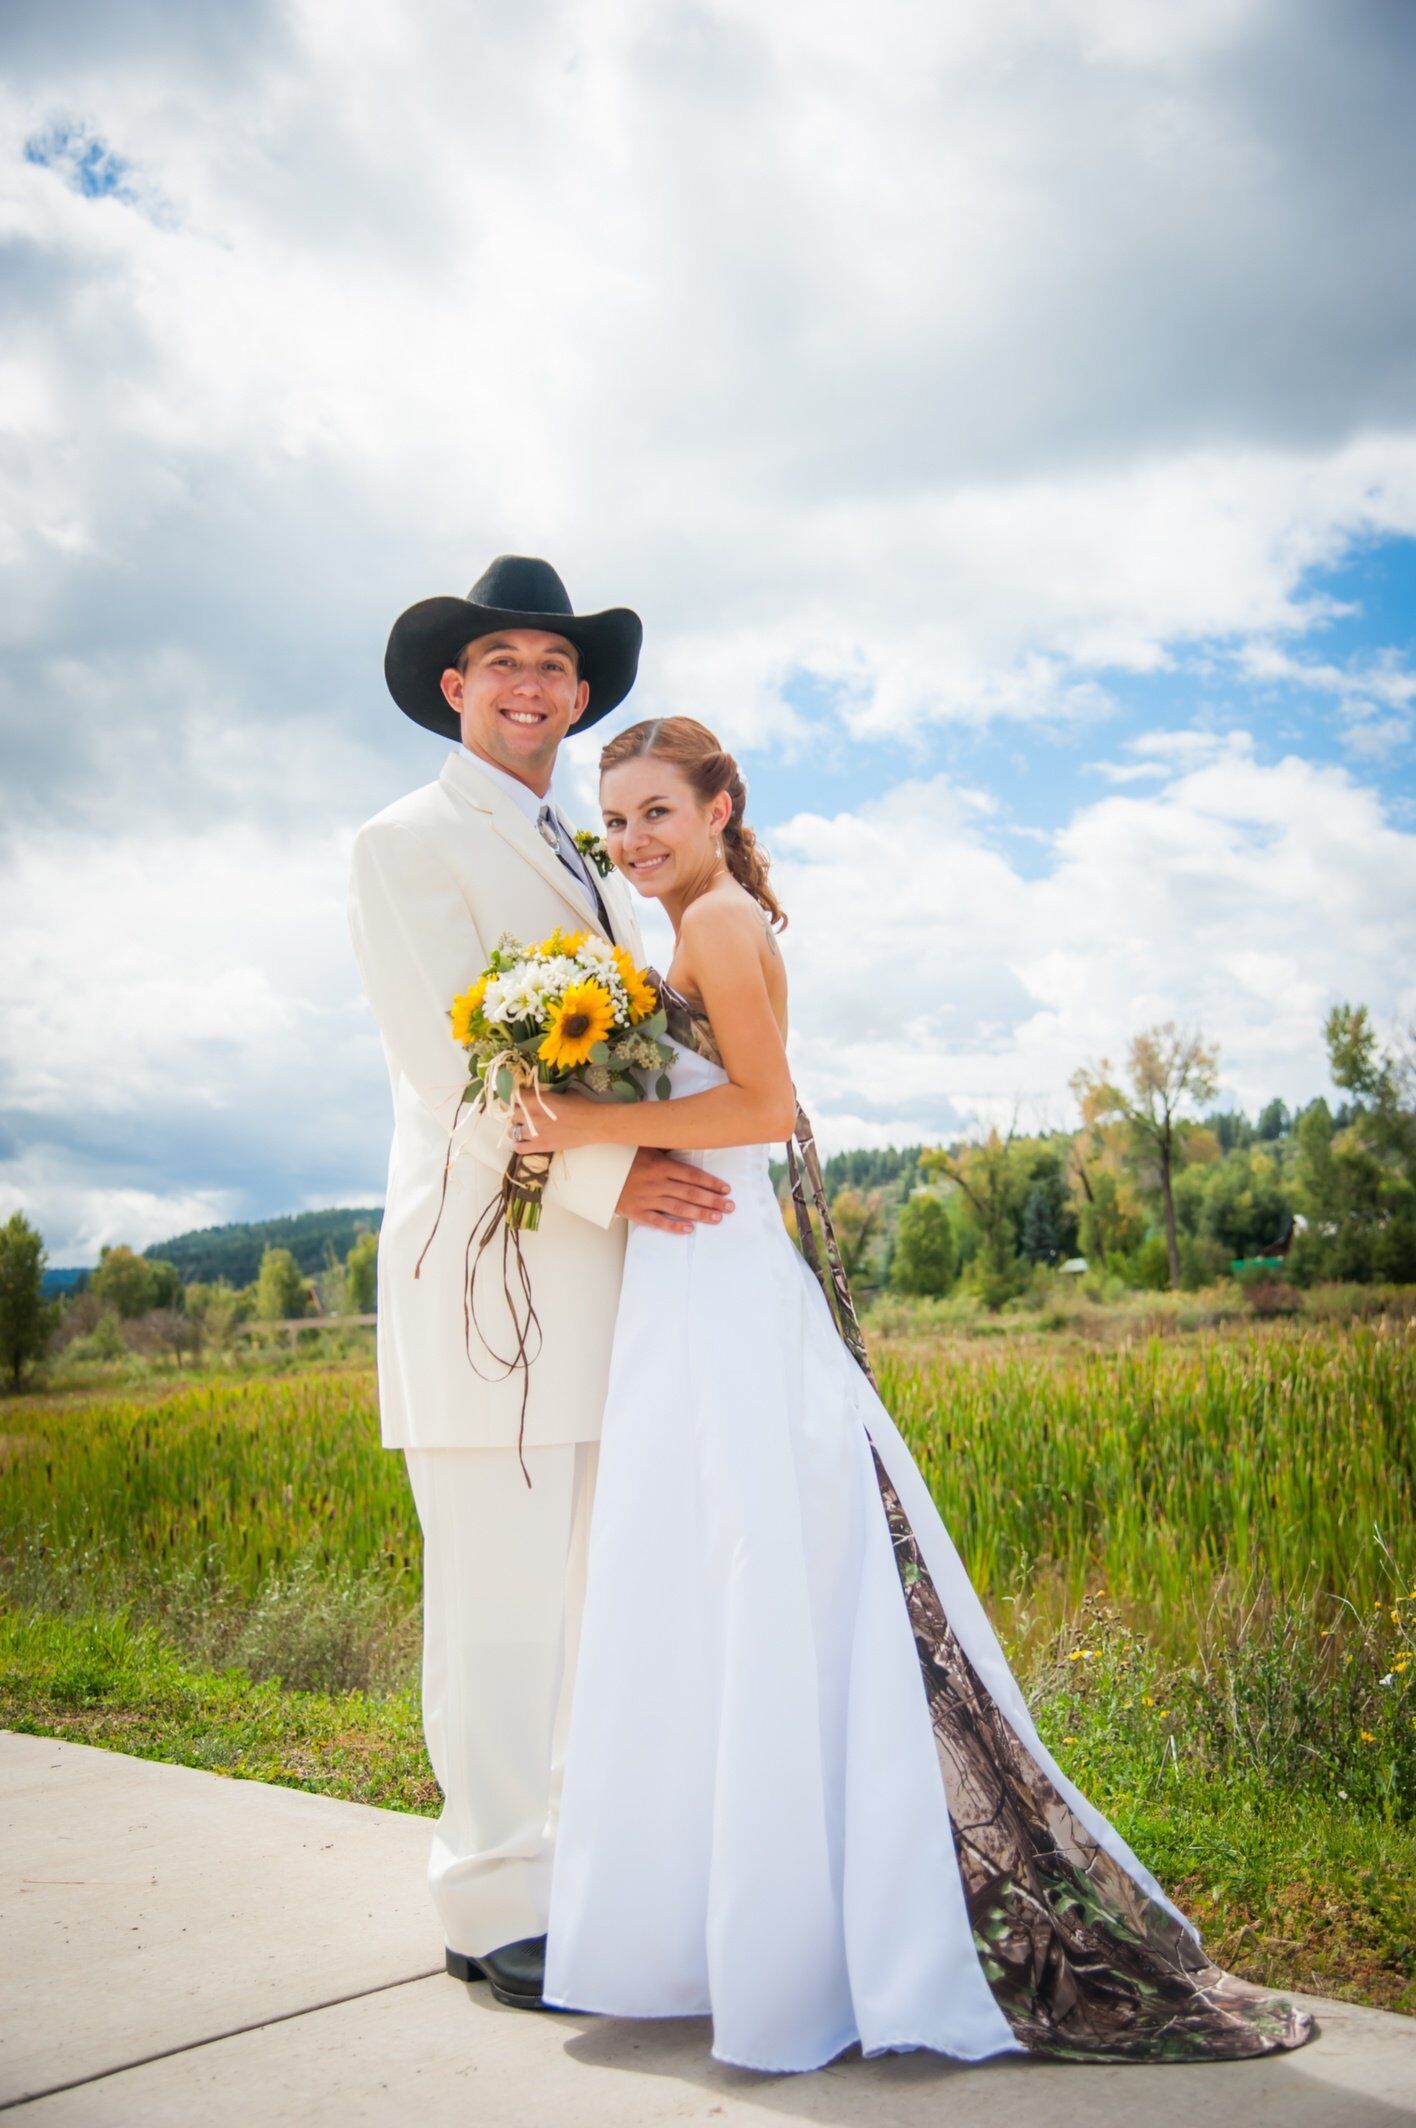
[600,755,732,924]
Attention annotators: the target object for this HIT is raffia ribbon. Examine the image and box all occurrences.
[414,1053,563,1487]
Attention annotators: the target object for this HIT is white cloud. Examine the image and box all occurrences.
[774,733,1416,1149]
[1233,640,1416,759]
[0,806,385,1258]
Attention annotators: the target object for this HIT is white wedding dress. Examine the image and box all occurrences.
[542,1002,1315,2073]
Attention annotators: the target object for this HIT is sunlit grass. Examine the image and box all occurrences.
[3,1321,1414,2011]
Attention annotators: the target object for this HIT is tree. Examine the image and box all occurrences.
[1071,1023,1220,1290]
[1019,1183,1061,1265]
[1178,1146,1292,1259]
[128,1307,202,1367]
[890,1193,957,1297]
[146,1258,183,1309]
[90,1244,162,1319]
[1326,1002,1416,1190]
[925,1128,1025,1308]
[826,1187,884,1285]
[0,1212,56,1391]
[1075,1168,1143,1265]
[1255,1098,1291,1142]
[187,1280,245,1348]
[346,1230,379,1314]
[254,1246,308,1323]
[1208,1108,1255,1152]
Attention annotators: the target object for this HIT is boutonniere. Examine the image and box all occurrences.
[573,828,614,878]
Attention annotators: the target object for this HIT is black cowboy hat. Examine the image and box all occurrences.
[384,554,643,740]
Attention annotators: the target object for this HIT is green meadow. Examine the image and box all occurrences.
[3,1315,1413,2015]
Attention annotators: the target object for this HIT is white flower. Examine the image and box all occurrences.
[574,936,617,972]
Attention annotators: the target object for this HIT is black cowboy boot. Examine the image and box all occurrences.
[445,1934,551,2010]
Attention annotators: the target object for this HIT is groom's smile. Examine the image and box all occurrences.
[439,627,590,793]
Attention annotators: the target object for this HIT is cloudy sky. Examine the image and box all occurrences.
[4,0,1415,1263]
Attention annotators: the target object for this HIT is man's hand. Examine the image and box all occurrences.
[615,1148,735,1234]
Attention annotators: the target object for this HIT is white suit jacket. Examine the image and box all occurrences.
[348,749,645,1452]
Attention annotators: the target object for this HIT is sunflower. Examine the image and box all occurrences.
[535,927,587,959]
[450,976,489,1045]
[539,980,615,1070]
[612,945,657,1023]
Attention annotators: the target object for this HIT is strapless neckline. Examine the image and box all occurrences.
[654,970,724,1067]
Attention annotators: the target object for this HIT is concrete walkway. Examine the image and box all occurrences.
[2,1732,1413,2126]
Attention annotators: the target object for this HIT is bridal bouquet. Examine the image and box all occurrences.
[448,927,677,1231]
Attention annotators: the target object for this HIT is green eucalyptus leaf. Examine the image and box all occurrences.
[656,1073,672,1100]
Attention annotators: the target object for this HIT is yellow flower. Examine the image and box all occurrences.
[536,927,587,959]
[1157,1708,1170,1718]
[612,945,657,1023]
[1360,1730,1376,1743]
[1063,1734,1079,1744]
[450,977,489,1045]
[1141,1694,1154,1706]
[539,980,615,1071]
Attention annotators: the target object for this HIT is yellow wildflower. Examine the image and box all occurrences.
[1360,1730,1376,1743]
[539,980,615,1071]
[536,927,587,959]
[612,945,657,1023]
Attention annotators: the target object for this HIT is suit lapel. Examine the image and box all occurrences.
[599,865,643,957]
[440,751,623,943]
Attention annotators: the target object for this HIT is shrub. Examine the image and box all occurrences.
[891,1193,957,1297]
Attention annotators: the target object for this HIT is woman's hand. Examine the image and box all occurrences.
[503,1084,594,1154]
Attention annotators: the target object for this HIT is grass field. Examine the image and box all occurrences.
[3,1315,1413,2014]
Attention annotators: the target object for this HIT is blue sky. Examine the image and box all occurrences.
[2,0,1414,1260]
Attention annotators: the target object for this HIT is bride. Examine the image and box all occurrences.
[507,714,1316,2075]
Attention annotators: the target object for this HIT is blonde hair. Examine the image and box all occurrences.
[598,716,787,930]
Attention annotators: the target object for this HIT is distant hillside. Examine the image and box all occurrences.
[144,1206,384,1286]
[41,1267,90,1296]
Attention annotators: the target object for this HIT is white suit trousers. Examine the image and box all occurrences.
[403,1441,598,1956]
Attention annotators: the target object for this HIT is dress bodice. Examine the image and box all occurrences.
[650,972,774,1196]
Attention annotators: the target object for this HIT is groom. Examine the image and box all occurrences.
[348,556,734,2009]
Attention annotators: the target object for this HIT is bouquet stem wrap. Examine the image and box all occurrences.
[414,1054,560,1485]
